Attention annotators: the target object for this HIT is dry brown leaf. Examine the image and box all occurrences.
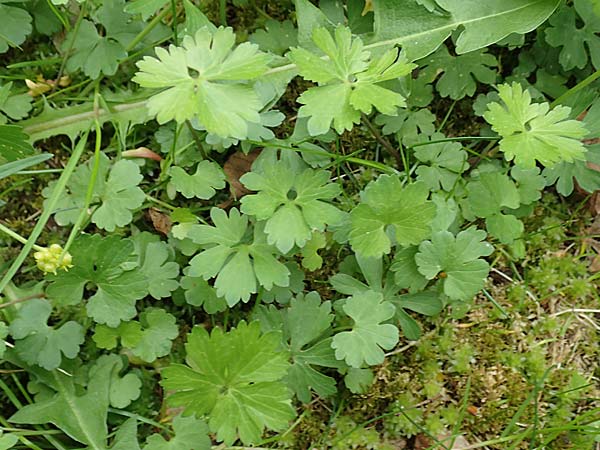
[223,148,261,200]
[437,434,471,449]
[590,255,600,272]
[147,208,172,235]
[414,434,431,450]
[590,192,600,216]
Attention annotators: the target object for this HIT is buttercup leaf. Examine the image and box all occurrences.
[484,83,587,168]
[289,26,414,135]
[349,176,436,258]
[134,27,270,138]
[415,228,493,300]
[331,291,399,367]
[161,321,295,445]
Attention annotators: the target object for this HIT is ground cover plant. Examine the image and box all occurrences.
[0,0,599,448]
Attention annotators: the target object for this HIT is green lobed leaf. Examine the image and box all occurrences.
[0,82,33,122]
[134,27,270,138]
[124,0,169,20]
[255,292,341,403]
[420,46,498,100]
[240,161,344,253]
[180,270,228,313]
[9,299,84,370]
[344,367,374,394]
[543,144,600,195]
[43,153,145,231]
[46,235,147,327]
[331,291,399,368]
[415,228,493,300]
[89,355,142,409]
[391,246,429,293]
[250,19,298,55]
[183,207,290,305]
[93,321,143,351]
[130,308,179,362]
[169,160,226,200]
[161,321,295,445]
[0,4,32,54]
[64,20,127,79]
[414,133,468,192]
[349,176,436,258]
[466,171,521,218]
[483,83,588,168]
[545,0,600,70]
[133,234,180,299]
[301,232,327,271]
[144,415,211,450]
[375,108,436,146]
[288,25,415,135]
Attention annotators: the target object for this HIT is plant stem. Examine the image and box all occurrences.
[220,0,227,26]
[361,113,403,169]
[145,194,177,210]
[22,100,148,139]
[407,136,500,149]
[126,6,171,52]
[0,134,89,295]
[0,293,46,310]
[61,93,103,259]
[551,69,600,108]
[52,2,87,92]
[0,223,44,251]
[45,0,70,31]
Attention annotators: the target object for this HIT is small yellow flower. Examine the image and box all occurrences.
[34,244,74,275]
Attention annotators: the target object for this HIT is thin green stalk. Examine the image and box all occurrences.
[447,377,471,449]
[246,139,396,174]
[0,416,44,450]
[46,0,70,31]
[551,69,600,108]
[61,96,103,259]
[0,427,63,436]
[407,136,500,149]
[145,194,177,210]
[125,6,171,52]
[171,0,179,45]
[500,367,552,438]
[361,113,403,169]
[10,373,32,404]
[34,79,93,106]
[220,0,227,26]
[0,223,44,251]
[15,169,64,175]
[399,144,410,180]
[107,408,171,432]
[437,100,457,132]
[7,57,62,69]
[482,288,509,318]
[0,378,23,409]
[52,2,87,93]
[0,134,89,295]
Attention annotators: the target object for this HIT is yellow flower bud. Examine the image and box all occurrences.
[34,244,74,275]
